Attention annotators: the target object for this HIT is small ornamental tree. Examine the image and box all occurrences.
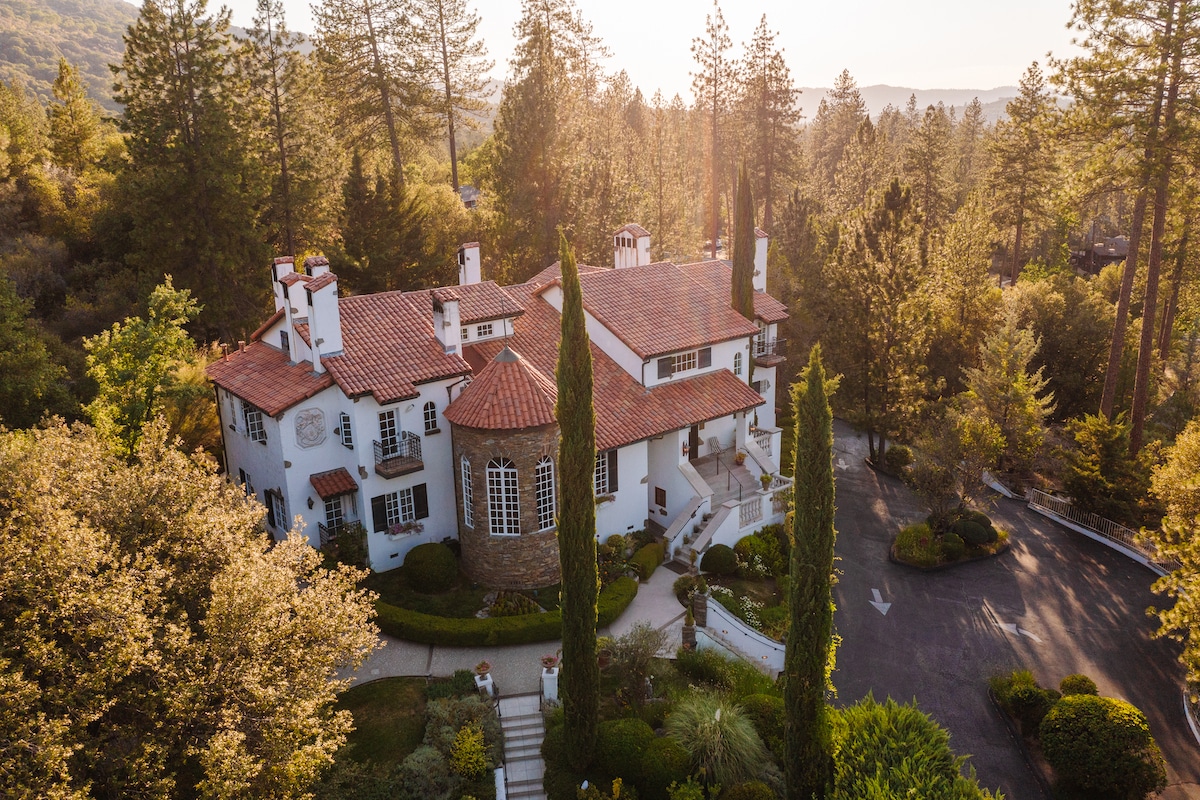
[785,345,837,799]
[555,231,600,770]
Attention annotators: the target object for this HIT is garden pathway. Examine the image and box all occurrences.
[498,693,546,800]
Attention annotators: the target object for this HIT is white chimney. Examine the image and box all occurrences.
[305,255,331,278]
[458,243,481,285]
[271,256,295,312]
[753,227,768,293]
[305,272,342,373]
[432,289,463,354]
[613,224,651,268]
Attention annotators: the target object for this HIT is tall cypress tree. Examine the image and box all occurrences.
[555,231,599,770]
[732,163,756,321]
[785,345,837,800]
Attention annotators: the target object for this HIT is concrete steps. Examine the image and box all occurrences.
[498,693,546,800]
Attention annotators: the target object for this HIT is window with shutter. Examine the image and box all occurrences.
[657,357,673,379]
[698,347,712,368]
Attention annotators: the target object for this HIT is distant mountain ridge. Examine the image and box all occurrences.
[798,84,1022,123]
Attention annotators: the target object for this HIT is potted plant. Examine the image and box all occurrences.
[474,660,491,677]
[760,473,773,490]
[734,450,747,465]
[541,654,559,671]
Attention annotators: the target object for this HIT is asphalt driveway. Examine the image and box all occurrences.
[830,419,1200,799]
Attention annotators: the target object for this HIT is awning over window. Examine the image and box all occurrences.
[309,467,358,500]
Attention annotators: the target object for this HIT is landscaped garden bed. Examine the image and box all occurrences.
[892,509,1010,569]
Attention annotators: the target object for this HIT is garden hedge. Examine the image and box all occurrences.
[630,542,664,580]
[375,576,638,646]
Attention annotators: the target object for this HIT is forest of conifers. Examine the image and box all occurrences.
[1,0,1199,533]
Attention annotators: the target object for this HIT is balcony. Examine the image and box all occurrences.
[753,337,786,367]
[373,432,423,478]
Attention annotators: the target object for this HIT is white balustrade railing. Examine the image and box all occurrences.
[1027,488,1179,575]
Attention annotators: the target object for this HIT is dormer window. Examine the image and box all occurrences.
[673,350,697,373]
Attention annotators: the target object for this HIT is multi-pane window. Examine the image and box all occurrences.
[339,412,353,448]
[487,458,520,536]
[379,410,398,456]
[461,457,474,528]
[370,485,429,533]
[477,322,493,338]
[594,450,618,495]
[423,401,438,433]
[535,457,555,531]
[242,401,266,443]
[461,326,469,341]
[325,496,344,529]
[733,351,743,376]
[266,490,286,531]
[238,469,254,497]
[673,350,698,373]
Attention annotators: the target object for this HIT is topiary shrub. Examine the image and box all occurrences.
[719,781,776,800]
[636,736,691,800]
[1040,694,1167,800]
[595,718,655,780]
[1059,673,1099,696]
[882,444,913,474]
[739,694,785,763]
[940,533,966,561]
[403,542,459,593]
[952,518,996,546]
[673,574,708,606]
[700,543,738,575]
[630,541,665,580]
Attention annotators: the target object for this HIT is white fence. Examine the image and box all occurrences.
[703,596,785,677]
[1026,489,1179,576]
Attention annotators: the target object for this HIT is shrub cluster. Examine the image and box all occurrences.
[700,543,738,575]
[403,542,459,593]
[630,541,664,580]
[487,590,541,617]
[545,712,690,800]
[425,669,478,700]
[733,530,785,578]
[672,574,708,606]
[895,510,1005,568]
[881,443,913,475]
[393,695,502,800]
[992,670,1167,800]
[376,576,638,646]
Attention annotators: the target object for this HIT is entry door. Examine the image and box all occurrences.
[688,425,700,462]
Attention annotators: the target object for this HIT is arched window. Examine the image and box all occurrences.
[423,401,438,432]
[461,457,474,528]
[733,351,743,377]
[535,456,556,531]
[487,458,520,536]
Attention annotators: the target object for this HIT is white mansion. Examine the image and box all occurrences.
[207,225,791,588]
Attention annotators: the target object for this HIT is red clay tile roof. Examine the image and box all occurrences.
[274,256,295,266]
[320,292,471,404]
[755,227,768,239]
[557,262,763,358]
[527,261,609,288]
[304,255,329,270]
[444,347,558,430]
[679,259,789,324]
[206,342,333,416]
[280,272,309,286]
[309,467,358,499]
[305,272,337,292]
[464,296,763,450]
[616,223,650,237]
[251,308,285,341]
[453,281,525,324]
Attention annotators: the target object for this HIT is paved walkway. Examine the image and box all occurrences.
[346,561,688,696]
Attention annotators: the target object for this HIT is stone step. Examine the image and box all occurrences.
[506,742,544,760]
[500,712,544,729]
[505,734,544,752]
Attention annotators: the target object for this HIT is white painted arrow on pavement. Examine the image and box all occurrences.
[836,458,849,471]
[996,621,1041,642]
[869,588,891,616]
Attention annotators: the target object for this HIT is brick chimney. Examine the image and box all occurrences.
[271,256,295,313]
[613,224,651,268]
[305,270,342,373]
[432,288,463,355]
[754,227,768,293]
[458,243,481,286]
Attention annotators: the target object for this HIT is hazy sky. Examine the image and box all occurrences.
[216,0,1080,99]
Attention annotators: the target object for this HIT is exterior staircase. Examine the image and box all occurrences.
[498,693,546,800]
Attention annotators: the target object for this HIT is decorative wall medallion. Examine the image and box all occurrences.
[295,408,326,448]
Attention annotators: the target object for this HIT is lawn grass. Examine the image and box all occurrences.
[366,568,489,618]
[336,677,427,768]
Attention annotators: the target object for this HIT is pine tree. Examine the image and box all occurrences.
[902,102,953,251]
[809,69,868,189]
[114,0,267,339]
[555,231,599,771]
[732,164,756,320]
[413,0,493,192]
[48,59,102,173]
[313,0,433,190]
[986,62,1058,286]
[691,0,733,259]
[785,345,836,800]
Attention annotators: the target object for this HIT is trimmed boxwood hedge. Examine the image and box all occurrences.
[630,542,664,580]
[375,576,639,646]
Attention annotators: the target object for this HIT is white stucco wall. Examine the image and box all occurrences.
[646,432,702,526]
[538,284,645,380]
[218,386,292,537]
[642,338,749,390]
[594,440,649,539]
